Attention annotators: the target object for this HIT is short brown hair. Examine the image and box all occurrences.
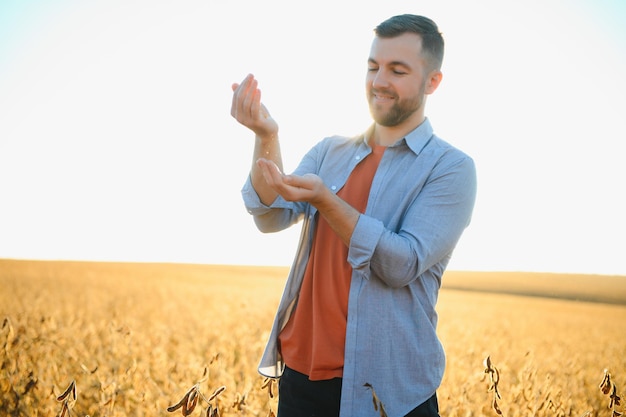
[374,14,445,71]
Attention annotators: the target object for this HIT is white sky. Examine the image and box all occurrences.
[1,0,625,275]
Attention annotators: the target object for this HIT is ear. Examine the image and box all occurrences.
[425,70,443,95]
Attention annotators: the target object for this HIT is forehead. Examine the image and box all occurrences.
[369,32,424,66]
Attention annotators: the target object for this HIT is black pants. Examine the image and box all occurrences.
[278,366,440,417]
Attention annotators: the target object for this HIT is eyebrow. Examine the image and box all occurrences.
[368,57,412,69]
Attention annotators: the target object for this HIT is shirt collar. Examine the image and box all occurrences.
[403,118,434,155]
[363,118,434,155]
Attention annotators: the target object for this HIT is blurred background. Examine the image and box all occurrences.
[1,0,624,275]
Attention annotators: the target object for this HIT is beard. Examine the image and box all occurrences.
[368,87,425,127]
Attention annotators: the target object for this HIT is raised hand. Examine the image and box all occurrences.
[231,74,278,140]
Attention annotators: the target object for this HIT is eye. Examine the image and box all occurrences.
[393,69,408,75]
[367,66,379,72]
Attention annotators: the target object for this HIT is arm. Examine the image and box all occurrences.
[356,155,477,288]
[231,74,282,206]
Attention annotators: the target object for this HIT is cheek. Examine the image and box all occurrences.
[404,79,426,98]
[364,78,374,96]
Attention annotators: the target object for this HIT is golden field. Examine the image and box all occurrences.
[1,259,625,417]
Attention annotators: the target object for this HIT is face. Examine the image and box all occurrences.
[366,33,441,128]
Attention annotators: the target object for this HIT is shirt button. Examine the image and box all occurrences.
[355,155,361,160]
[331,185,337,191]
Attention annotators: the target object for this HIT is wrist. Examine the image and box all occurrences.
[255,131,278,144]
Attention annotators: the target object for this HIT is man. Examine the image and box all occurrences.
[231,14,476,417]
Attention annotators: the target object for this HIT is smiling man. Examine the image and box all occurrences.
[231,14,477,417]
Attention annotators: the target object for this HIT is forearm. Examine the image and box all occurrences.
[313,187,360,247]
[231,74,284,206]
[251,134,283,206]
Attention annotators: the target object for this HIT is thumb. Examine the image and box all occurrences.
[231,83,240,92]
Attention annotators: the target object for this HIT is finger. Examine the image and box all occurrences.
[259,164,276,187]
[237,73,253,91]
[233,76,256,121]
[257,158,278,178]
[281,174,310,190]
[231,81,245,118]
[231,74,253,119]
[257,158,282,174]
[241,78,259,120]
[256,159,284,187]
[250,88,262,120]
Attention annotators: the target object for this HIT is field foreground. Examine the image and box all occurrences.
[1,259,625,417]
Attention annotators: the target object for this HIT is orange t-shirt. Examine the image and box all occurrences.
[278,144,385,380]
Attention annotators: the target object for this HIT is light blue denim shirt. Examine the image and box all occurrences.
[241,118,477,417]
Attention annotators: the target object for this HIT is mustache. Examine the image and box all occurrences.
[370,88,397,98]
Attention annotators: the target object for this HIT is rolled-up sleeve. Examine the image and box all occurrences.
[347,214,385,271]
[241,176,305,233]
[370,153,476,288]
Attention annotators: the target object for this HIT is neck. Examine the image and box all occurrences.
[372,115,426,146]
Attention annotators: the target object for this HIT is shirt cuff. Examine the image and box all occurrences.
[347,214,384,271]
[241,176,292,215]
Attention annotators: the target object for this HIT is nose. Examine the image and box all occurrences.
[371,69,389,89]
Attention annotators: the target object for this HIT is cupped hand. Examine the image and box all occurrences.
[231,74,278,139]
[256,158,327,204]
